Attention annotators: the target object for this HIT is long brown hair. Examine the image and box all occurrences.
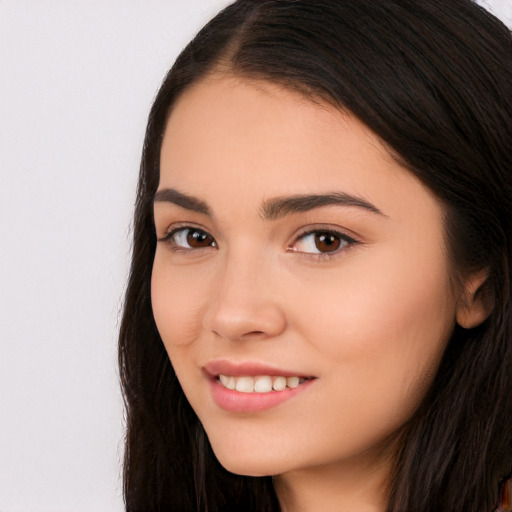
[119,1,512,510]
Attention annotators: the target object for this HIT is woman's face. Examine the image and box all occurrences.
[151,76,458,478]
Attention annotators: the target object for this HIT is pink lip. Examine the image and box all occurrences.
[203,359,316,413]
[203,359,310,378]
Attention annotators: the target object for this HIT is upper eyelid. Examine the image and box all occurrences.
[292,225,360,244]
[157,223,214,241]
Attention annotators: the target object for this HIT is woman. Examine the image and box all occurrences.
[119,1,512,510]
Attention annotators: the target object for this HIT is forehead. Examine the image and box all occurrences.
[159,75,441,228]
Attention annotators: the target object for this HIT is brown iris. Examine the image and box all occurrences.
[186,229,215,248]
[314,232,342,252]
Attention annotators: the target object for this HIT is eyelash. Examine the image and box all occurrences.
[158,225,217,250]
[158,225,359,259]
[290,228,359,259]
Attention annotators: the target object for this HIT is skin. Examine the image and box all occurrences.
[151,75,484,512]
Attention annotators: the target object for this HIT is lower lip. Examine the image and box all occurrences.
[209,378,315,413]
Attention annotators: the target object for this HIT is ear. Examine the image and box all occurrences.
[456,269,491,329]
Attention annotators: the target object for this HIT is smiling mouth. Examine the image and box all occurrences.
[217,375,314,393]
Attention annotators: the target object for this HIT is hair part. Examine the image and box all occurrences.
[119,1,512,510]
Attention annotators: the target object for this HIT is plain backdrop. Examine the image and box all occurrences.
[0,1,510,511]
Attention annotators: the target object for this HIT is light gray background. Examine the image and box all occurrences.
[0,1,510,511]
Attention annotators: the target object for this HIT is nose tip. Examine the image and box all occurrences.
[202,268,287,342]
[205,306,287,341]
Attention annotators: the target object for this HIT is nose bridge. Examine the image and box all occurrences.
[202,243,286,340]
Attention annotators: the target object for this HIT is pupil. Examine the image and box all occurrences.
[187,230,211,247]
[315,233,341,252]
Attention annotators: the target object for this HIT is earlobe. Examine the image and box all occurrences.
[455,269,491,329]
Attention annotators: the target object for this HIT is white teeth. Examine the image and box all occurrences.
[254,376,273,393]
[218,374,307,393]
[272,376,287,391]
[219,374,236,390]
[235,376,254,393]
[287,376,300,389]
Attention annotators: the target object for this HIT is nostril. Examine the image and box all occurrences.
[242,330,267,338]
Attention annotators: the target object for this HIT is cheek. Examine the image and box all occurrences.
[151,253,208,349]
[296,246,454,341]
[291,248,456,417]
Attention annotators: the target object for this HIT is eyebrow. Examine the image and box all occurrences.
[260,192,385,220]
[154,188,210,215]
[153,188,385,219]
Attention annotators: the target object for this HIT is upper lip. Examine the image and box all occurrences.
[203,359,314,378]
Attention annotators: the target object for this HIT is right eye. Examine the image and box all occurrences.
[162,227,217,250]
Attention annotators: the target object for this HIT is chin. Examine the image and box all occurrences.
[207,436,291,477]
[218,459,275,477]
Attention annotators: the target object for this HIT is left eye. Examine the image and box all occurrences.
[167,228,217,249]
[292,231,354,254]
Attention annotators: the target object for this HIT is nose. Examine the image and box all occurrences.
[202,252,287,341]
